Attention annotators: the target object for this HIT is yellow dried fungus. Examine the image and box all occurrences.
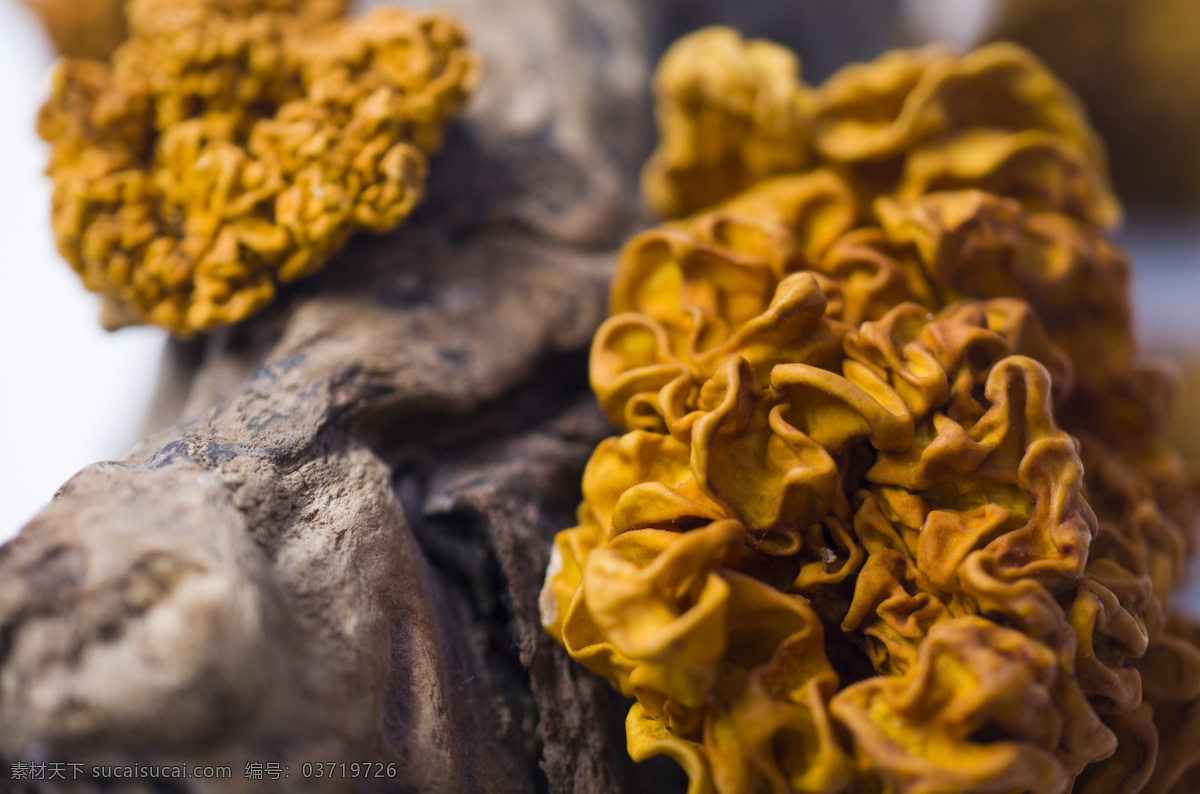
[38,0,477,336]
[643,31,1120,230]
[544,30,1200,794]
[642,27,816,219]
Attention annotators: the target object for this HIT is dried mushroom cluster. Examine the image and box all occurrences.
[542,29,1200,794]
[38,0,477,336]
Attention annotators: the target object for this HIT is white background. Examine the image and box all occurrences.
[0,2,165,538]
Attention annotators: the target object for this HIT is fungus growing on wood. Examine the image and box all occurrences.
[544,30,1200,794]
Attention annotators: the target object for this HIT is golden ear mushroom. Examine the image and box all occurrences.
[642,27,815,219]
[39,0,478,336]
[547,30,1200,794]
[642,33,1121,227]
[829,616,1108,794]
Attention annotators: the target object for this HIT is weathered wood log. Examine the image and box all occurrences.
[0,2,899,791]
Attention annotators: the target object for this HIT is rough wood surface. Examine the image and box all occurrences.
[0,2,898,791]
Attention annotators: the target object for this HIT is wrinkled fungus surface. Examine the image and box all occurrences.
[38,0,477,336]
[542,29,1200,794]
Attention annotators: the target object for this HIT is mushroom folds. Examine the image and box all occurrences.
[38,0,477,336]
[543,30,1200,794]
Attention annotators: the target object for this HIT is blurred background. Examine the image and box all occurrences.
[2,0,1199,608]
[0,0,165,541]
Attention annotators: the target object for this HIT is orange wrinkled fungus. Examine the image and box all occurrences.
[543,29,1200,794]
[38,0,477,337]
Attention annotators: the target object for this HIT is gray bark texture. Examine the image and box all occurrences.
[0,1,897,791]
